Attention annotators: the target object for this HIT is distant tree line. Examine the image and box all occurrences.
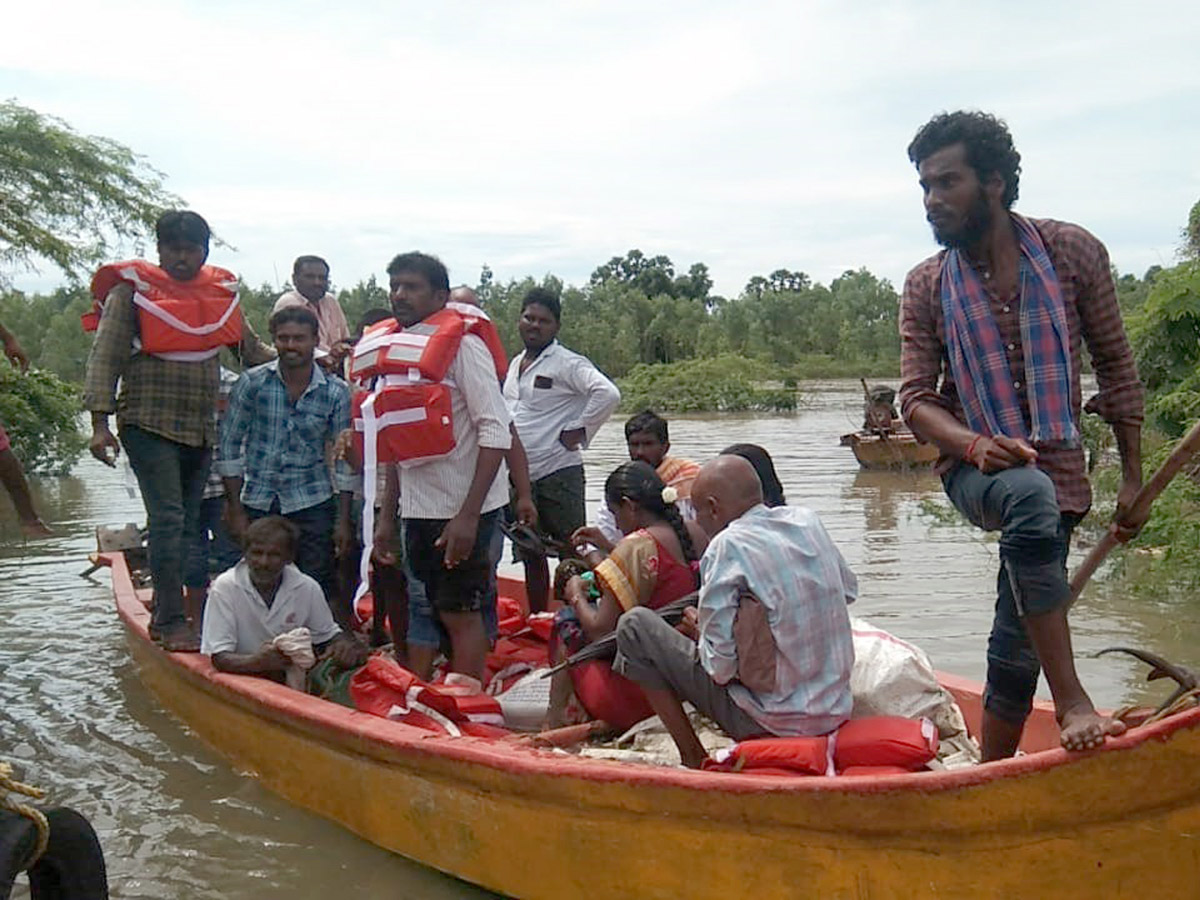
[0,246,1168,388]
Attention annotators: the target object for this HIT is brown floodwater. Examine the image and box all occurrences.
[1,379,1196,898]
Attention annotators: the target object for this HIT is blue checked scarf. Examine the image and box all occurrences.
[940,214,1078,448]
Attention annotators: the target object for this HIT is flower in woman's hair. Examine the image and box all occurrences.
[661,485,679,504]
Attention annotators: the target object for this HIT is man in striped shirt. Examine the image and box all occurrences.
[615,455,855,768]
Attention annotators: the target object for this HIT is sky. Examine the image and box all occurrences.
[4,0,1200,299]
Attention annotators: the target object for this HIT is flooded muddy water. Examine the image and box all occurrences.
[1,379,1194,897]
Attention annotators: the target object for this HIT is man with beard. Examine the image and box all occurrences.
[273,255,352,371]
[219,305,354,618]
[504,287,621,612]
[899,111,1147,759]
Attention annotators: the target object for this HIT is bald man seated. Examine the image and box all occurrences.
[613,454,857,768]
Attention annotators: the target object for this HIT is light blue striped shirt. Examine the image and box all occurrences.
[698,504,856,736]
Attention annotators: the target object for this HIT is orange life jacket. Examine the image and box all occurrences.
[85,260,242,361]
[350,308,472,465]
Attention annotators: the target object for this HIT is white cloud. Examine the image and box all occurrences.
[4,0,1198,297]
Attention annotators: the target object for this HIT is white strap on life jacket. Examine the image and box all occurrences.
[128,285,239,361]
[386,686,463,737]
[130,289,241,336]
[129,336,222,362]
[354,388,381,608]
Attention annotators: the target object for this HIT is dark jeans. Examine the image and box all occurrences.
[184,495,242,588]
[247,496,337,603]
[120,425,210,634]
[943,462,1080,724]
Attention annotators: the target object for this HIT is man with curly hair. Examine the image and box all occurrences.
[899,110,1147,759]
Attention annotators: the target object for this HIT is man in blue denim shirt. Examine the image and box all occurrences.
[219,305,354,615]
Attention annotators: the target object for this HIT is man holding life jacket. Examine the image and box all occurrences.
[614,455,856,768]
[366,253,512,683]
[218,304,354,623]
[84,210,274,652]
[272,255,352,371]
[504,288,621,612]
[899,111,1147,758]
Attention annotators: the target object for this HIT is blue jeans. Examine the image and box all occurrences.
[185,496,242,588]
[119,425,211,634]
[246,497,337,603]
[943,462,1080,724]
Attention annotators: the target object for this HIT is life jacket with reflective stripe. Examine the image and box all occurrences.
[85,260,242,361]
[349,308,470,466]
[349,306,507,383]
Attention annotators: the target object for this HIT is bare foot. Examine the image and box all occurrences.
[20,517,53,538]
[1059,703,1126,751]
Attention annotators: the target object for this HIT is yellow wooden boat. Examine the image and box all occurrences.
[840,429,939,470]
[103,550,1200,899]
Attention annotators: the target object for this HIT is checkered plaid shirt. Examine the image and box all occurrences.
[899,218,1144,515]
[216,360,354,514]
[83,283,273,447]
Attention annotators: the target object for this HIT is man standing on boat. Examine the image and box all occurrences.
[84,210,274,652]
[504,287,621,612]
[273,255,352,372]
[898,111,1147,758]
[369,253,512,682]
[219,304,354,622]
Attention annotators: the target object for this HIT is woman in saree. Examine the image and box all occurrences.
[545,461,707,730]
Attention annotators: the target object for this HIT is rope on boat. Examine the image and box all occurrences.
[0,761,50,869]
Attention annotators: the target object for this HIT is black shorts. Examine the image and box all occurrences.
[403,509,501,615]
[515,465,586,558]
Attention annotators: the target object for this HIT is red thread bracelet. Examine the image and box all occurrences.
[964,435,982,465]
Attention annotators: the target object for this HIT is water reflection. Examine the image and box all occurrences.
[0,379,1194,896]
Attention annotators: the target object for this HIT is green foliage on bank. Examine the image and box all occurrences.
[0,367,86,475]
[617,355,797,413]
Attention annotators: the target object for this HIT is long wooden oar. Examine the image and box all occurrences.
[1069,418,1200,605]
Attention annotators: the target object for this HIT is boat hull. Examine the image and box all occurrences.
[110,553,1200,899]
[841,431,939,470]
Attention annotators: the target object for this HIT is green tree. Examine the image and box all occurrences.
[0,100,180,287]
[0,367,86,475]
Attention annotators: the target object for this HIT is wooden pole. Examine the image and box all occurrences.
[1069,418,1200,606]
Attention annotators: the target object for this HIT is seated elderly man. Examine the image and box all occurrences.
[614,454,856,768]
[201,516,368,680]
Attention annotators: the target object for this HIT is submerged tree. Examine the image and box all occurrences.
[0,100,180,286]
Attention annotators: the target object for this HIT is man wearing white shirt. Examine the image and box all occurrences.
[503,288,621,611]
[201,516,367,680]
[372,253,512,682]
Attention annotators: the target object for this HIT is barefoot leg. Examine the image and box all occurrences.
[1024,607,1123,751]
[642,686,707,769]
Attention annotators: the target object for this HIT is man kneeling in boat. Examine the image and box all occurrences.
[614,455,856,768]
[201,516,368,681]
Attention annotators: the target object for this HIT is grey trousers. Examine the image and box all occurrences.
[613,607,767,741]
